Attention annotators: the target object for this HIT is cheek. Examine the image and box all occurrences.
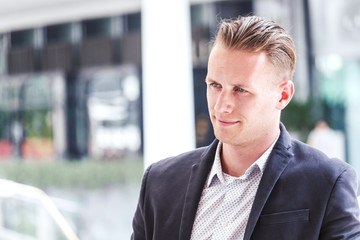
[252,96,279,120]
[206,91,216,110]
[240,97,271,117]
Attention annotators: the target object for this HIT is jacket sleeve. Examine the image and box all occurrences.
[131,165,152,240]
[320,166,360,239]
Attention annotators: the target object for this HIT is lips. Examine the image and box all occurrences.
[216,118,239,126]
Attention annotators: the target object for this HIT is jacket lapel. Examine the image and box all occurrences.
[179,140,218,240]
[243,124,294,240]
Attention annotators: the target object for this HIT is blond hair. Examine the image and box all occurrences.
[214,16,296,80]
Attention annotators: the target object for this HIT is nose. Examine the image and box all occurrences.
[214,90,234,114]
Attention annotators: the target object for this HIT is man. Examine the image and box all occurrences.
[131,16,360,240]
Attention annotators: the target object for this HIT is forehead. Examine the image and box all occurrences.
[207,44,279,86]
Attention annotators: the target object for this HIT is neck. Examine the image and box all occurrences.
[221,128,280,177]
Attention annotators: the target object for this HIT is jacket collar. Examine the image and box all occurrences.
[179,139,219,240]
[243,123,294,239]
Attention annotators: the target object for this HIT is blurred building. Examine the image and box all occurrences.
[0,0,359,171]
[0,0,143,160]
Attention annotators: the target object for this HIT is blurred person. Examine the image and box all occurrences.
[307,120,346,160]
[9,119,25,158]
[131,16,360,240]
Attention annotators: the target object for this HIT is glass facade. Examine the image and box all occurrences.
[0,72,66,159]
[0,12,142,161]
[309,0,360,172]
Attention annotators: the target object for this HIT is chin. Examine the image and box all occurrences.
[214,131,238,144]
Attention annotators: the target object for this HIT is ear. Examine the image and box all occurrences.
[276,80,294,110]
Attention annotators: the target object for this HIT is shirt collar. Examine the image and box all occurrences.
[206,133,280,187]
[207,142,224,186]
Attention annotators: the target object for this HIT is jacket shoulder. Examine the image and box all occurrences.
[286,138,356,182]
[149,146,210,175]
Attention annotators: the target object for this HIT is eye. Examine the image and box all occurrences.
[212,83,221,88]
[208,82,221,88]
[235,87,247,93]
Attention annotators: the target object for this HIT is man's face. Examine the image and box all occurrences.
[206,44,288,147]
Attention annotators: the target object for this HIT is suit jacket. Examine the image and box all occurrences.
[132,124,360,239]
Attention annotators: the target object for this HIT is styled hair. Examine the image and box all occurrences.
[214,15,296,80]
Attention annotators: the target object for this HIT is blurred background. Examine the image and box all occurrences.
[0,0,359,239]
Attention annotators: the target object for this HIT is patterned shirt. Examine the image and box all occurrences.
[190,138,278,240]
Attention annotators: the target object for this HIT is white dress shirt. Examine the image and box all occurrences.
[190,138,278,240]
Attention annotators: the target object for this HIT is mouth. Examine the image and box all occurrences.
[215,117,239,127]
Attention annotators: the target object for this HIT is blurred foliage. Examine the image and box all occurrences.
[281,96,345,143]
[281,98,320,142]
[0,109,52,139]
[0,158,144,189]
[22,109,53,138]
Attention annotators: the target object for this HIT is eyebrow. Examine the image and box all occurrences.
[205,77,216,83]
[205,77,253,90]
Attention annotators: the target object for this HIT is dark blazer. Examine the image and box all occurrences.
[132,124,360,239]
